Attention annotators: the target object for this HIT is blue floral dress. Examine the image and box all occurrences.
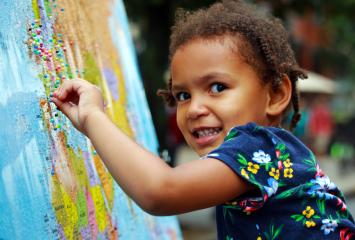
[206,123,355,240]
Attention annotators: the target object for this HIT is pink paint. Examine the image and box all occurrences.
[85,188,98,238]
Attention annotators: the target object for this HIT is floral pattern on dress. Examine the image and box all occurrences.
[291,205,320,228]
[263,178,278,198]
[252,150,271,164]
[307,175,337,200]
[321,219,338,235]
[206,123,355,240]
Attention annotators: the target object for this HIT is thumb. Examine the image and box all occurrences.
[51,97,80,127]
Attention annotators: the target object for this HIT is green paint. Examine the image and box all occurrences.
[66,64,74,79]
[76,189,89,227]
[43,0,52,16]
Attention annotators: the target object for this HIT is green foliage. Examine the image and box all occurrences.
[316,198,326,215]
[291,214,304,222]
[225,130,238,141]
[223,205,238,224]
[279,152,289,161]
[303,158,316,173]
[303,158,315,167]
[226,235,234,240]
[264,223,284,240]
[275,187,298,199]
[276,143,286,153]
[264,162,272,171]
[237,153,248,166]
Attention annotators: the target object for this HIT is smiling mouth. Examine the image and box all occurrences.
[193,128,222,138]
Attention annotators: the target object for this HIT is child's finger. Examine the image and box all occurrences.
[51,96,63,108]
[53,84,69,100]
[51,96,78,123]
[53,80,81,101]
[51,97,69,116]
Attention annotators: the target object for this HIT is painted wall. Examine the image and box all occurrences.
[0,0,181,239]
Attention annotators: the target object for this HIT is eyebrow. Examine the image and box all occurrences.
[172,72,231,92]
[171,84,185,92]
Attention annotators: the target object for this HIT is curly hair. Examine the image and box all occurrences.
[157,0,307,130]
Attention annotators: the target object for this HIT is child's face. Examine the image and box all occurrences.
[171,37,272,156]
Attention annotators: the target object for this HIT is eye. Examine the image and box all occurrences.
[175,92,191,102]
[210,83,227,93]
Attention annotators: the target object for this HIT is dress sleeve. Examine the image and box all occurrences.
[206,123,286,213]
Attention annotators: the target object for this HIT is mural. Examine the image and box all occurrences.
[0,0,181,239]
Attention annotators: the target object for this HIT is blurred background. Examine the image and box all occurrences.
[123,0,355,239]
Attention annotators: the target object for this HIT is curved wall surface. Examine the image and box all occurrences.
[0,0,181,239]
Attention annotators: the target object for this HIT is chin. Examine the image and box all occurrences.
[196,151,207,157]
[195,146,216,157]
[191,146,207,157]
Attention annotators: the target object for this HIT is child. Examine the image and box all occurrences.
[52,0,355,239]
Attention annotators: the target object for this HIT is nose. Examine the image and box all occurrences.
[186,96,209,119]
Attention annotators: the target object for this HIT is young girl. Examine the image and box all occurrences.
[52,0,355,239]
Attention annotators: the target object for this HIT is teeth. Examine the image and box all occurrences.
[196,128,220,138]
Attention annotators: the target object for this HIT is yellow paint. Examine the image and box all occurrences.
[93,153,114,210]
[68,147,90,188]
[62,190,79,239]
[32,0,41,20]
[110,61,133,137]
[51,175,67,230]
[52,174,80,240]
[90,185,108,232]
[83,53,103,88]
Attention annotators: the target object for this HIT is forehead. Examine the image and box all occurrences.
[170,35,264,81]
[171,36,240,68]
[170,36,264,89]
[170,37,238,79]
[173,35,241,59]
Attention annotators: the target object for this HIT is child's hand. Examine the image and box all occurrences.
[51,78,105,135]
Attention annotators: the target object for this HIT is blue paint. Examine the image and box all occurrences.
[0,0,181,238]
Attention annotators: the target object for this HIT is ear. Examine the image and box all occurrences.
[266,74,292,117]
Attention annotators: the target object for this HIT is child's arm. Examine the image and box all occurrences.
[52,79,252,215]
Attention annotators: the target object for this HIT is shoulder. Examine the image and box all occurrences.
[222,122,310,154]
[212,123,319,188]
[226,122,294,139]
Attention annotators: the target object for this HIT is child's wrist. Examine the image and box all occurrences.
[82,109,107,136]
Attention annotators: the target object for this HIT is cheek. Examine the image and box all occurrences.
[176,110,185,133]
[218,105,253,128]
[223,114,240,131]
[176,115,191,144]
